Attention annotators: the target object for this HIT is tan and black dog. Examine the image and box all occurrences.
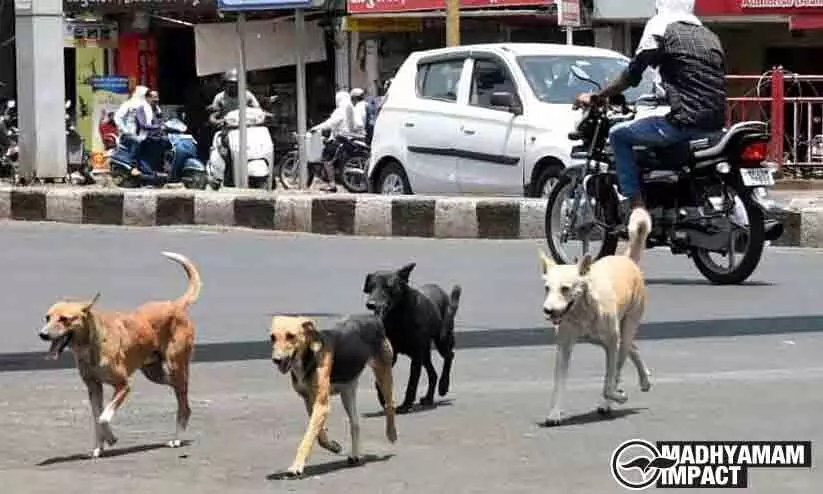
[38,252,201,458]
[270,314,398,478]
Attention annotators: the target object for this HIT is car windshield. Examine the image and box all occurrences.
[516,55,659,105]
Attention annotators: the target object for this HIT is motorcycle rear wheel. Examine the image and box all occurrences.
[341,155,369,193]
[277,151,300,189]
[182,170,208,190]
[690,187,765,285]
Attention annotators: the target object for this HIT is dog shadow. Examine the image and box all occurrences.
[361,398,454,418]
[266,453,394,480]
[537,407,647,429]
[646,278,773,287]
[36,440,193,466]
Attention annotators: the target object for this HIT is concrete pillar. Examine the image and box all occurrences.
[364,38,379,96]
[14,0,66,180]
[334,26,350,91]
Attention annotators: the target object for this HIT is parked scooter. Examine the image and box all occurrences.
[208,106,275,189]
[65,100,95,185]
[109,118,212,189]
[0,99,18,180]
[277,128,370,193]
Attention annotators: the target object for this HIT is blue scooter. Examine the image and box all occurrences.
[110,119,212,189]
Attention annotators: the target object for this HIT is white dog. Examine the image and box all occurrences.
[539,208,653,425]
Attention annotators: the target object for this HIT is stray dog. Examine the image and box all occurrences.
[539,208,653,425]
[38,252,201,457]
[363,263,461,413]
[270,314,397,478]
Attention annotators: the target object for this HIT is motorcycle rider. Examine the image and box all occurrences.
[311,90,356,193]
[575,0,727,216]
[113,85,162,179]
[208,68,261,186]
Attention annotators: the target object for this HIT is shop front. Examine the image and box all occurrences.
[343,0,590,95]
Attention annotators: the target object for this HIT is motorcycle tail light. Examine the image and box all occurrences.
[740,141,767,162]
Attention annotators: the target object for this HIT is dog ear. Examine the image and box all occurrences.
[363,273,375,293]
[577,254,593,276]
[302,319,323,353]
[539,249,555,274]
[397,263,416,282]
[82,292,101,313]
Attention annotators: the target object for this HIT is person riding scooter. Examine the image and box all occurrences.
[208,69,261,187]
[113,85,163,183]
[310,90,356,193]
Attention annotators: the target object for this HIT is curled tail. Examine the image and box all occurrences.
[624,208,652,263]
[161,251,202,308]
[441,284,462,341]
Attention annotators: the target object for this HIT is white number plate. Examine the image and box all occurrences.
[739,168,775,187]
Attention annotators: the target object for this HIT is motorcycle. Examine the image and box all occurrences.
[109,119,211,189]
[544,65,784,285]
[278,128,370,193]
[208,106,275,190]
[0,99,18,180]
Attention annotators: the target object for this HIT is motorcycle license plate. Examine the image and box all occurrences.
[739,168,774,187]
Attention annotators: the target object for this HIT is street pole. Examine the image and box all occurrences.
[235,12,249,188]
[295,8,309,191]
[446,0,460,47]
[566,26,573,45]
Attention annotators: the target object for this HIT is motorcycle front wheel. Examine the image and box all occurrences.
[182,170,208,190]
[277,151,300,189]
[691,186,765,285]
[340,155,369,193]
[545,172,619,265]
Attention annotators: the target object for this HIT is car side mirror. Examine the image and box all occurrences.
[490,91,523,115]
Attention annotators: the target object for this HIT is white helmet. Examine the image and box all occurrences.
[350,88,365,98]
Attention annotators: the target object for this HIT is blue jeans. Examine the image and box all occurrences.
[608,116,708,200]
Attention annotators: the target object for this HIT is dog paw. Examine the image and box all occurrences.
[542,410,565,426]
[90,447,103,459]
[347,456,362,466]
[419,396,435,407]
[396,403,413,414]
[321,440,342,454]
[640,374,652,392]
[605,389,629,404]
[167,439,183,448]
[438,378,450,397]
[285,465,304,479]
[386,426,398,444]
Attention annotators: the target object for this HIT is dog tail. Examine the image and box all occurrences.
[162,251,202,308]
[624,207,652,263]
[442,284,462,341]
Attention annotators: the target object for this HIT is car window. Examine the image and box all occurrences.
[469,58,517,109]
[416,59,465,102]
[516,55,658,105]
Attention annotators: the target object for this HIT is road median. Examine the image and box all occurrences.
[0,185,815,245]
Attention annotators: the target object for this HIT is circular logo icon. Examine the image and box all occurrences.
[611,439,669,491]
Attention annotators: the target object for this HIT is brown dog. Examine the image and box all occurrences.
[38,252,201,458]
[270,314,397,477]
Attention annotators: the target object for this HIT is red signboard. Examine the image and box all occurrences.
[347,0,553,15]
[695,0,823,16]
[117,33,158,92]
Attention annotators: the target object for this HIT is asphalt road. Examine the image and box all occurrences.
[0,221,821,493]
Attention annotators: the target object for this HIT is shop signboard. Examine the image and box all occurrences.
[217,0,314,9]
[558,0,580,26]
[343,16,423,32]
[347,0,555,15]
[695,0,823,16]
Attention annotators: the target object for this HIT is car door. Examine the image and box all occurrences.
[400,56,469,194]
[453,55,526,196]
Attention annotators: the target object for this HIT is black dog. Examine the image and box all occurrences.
[363,263,461,413]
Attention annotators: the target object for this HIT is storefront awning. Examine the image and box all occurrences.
[64,0,218,13]
[218,0,316,9]
[347,0,555,15]
[695,0,823,17]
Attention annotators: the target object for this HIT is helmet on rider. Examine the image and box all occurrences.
[350,87,365,103]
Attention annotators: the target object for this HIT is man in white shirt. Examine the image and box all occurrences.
[350,88,367,136]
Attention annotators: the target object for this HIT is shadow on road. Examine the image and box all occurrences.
[266,453,394,480]
[36,440,191,466]
[362,398,454,419]
[645,278,774,287]
[537,407,647,428]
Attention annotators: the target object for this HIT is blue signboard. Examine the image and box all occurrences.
[89,76,130,95]
[218,0,313,10]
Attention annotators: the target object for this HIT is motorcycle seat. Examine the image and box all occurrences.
[692,121,768,160]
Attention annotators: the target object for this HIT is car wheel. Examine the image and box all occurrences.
[530,163,562,198]
[376,160,412,195]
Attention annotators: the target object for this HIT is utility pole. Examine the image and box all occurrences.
[446,0,460,47]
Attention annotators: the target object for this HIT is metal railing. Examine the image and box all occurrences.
[727,68,823,178]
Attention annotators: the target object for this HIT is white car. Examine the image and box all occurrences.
[367,43,664,197]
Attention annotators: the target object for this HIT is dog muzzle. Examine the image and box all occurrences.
[545,299,576,325]
[272,355,294,374]
[40,326,73,360]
